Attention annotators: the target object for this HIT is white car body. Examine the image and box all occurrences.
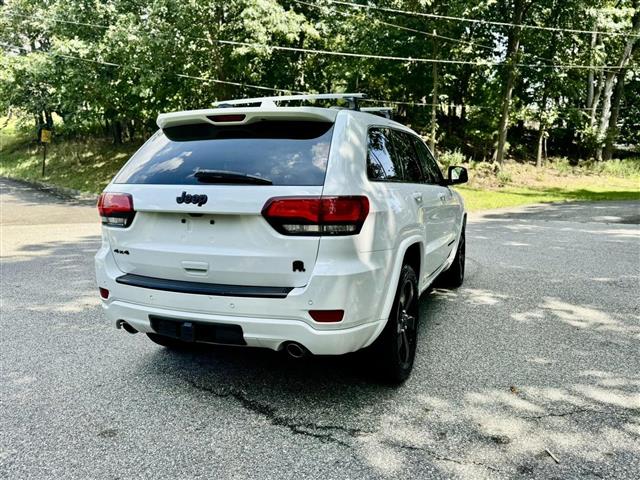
[95,97,466,357]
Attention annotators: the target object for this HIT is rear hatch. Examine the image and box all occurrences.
[103,108,337,288]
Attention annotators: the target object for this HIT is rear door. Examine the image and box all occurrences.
[366,126,425,253]
[411,137,456,270]
[104,119,335,288]
[387,130,446,278]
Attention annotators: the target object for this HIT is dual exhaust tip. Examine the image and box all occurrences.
[118,320,309,359]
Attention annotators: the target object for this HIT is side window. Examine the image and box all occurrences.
[413,137,444,184]
[367,128,403,181]
[389,130,425,184]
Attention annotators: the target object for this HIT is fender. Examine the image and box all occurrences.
[441,212,467,273]
[361,234,424,349]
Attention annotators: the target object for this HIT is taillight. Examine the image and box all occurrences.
[99,287,110,299]
[97,193,135,227]
[262,196,369,236]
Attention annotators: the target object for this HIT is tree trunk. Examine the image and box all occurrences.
[603,68,627,161]
[112,120,123,145]
[589,69,604,129]
[127,119,136,142]
[495,0,527,165]
[536,125,545,168]
[587,32,597,109]
[430,31,439,157]
[595,11,639,161]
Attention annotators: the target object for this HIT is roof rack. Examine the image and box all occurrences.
[361,107,393,119]
[214,93,366,110]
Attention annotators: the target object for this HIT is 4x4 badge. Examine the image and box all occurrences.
[176,191,208,206]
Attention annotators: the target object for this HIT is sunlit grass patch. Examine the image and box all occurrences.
[458,184,640,212]
[0,136,140,193]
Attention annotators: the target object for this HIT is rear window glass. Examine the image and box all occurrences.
[114,120,334,186]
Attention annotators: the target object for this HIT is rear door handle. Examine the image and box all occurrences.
[413,193,423,203]
[438,193,447,203]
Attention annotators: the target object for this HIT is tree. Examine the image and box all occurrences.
[596,9,639,160]
[495,0,532,164]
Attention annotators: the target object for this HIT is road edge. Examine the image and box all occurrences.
[0,175,98,204]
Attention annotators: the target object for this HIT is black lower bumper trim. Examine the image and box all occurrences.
[115,273,293,298]
[150,315,246,345]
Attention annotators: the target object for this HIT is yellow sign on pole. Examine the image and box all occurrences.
[40,128,52,144]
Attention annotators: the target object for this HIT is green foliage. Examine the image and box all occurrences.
[550,156,640,177]
[438,149,468,170]
[596,158,640,177]
[496,170,513,185]
[0,0,638,160]
[0,135,140,192]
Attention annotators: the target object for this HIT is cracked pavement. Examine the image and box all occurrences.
[1,177,639,479]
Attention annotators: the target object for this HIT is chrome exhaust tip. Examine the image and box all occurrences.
[284,342,307,359]
[117,320,138,334]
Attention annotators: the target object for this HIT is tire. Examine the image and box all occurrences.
[438,227,465,289]
[146,332,192,349]
[371,264,419,384]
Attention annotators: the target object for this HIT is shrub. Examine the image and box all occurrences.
[438,149,468,170]
[597,158,640,178]
[496,170,512,185]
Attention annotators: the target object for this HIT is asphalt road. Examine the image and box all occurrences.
[1,177,639,479]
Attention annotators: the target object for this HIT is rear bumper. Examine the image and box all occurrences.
[104,300,384,355]
[95,241,393,355]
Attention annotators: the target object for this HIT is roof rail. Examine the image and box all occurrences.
[214,93,366,110]
[361,107,393,119]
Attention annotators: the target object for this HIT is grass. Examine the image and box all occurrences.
[455,158,639,211]
[457,185,640,212]
[0,133,140,194]
[1,123,639,211]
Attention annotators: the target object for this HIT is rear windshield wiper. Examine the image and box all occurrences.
[194,169,273,185]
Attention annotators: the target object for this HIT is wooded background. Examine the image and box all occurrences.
[1,0,638,164]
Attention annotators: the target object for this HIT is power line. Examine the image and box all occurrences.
[293,0,496,52]
[1,11,621,70]
[195,37,620,70]
[0,42,304,95]
[363,97,612,112]
[292,0,555,64]
[321,0,640,38]
[1,43,610,114]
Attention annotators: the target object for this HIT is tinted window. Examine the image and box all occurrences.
[389,130,424,183]
[367,128,403,181]
[115,121,334,186]
[412,137,444,184]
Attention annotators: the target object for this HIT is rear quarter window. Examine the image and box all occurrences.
[115,120,334,186]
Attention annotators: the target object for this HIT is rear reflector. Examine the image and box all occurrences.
[99,287,109,299]
[262,196,369,236]
[309,310,344,322]
[206,114,246,123]
[97,193,135,227]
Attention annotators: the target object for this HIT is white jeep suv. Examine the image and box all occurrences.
[95,93,467,382]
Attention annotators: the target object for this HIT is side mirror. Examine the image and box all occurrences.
[446,166,468,185]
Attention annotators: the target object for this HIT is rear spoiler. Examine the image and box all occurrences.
[157,107,338,129]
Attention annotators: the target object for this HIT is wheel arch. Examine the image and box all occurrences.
[361,236,424,349]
